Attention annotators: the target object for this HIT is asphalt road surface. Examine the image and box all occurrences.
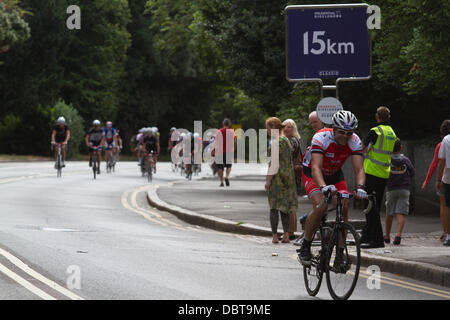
[0,161,448,300]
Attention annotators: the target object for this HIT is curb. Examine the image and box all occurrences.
[147,184,276,237]
[354,251,450,288]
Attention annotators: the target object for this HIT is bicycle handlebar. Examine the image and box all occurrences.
[316,191,375,215]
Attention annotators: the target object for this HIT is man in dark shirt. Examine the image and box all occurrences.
[51,117,71,167]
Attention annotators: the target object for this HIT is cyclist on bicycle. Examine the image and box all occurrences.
[143,128,160,170]
[85,120,105,174]
[104,121,118,169]
[152,127,160,172]
[298,111,367,266]
[168,127,178,152]
[51,117,70,168]
[115,129,123,153]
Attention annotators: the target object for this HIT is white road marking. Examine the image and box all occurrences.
[0,262,56,300]
[0,247,84,300]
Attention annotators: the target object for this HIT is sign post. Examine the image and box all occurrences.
[285,3,371,83]
[285,3,372,120]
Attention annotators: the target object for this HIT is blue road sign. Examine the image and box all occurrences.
[286,4,371,81]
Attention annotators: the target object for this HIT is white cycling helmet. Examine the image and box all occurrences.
[93,120,101,126]
[170,127,176,132]
[138,128,145,133]
[193,133,200,139]
[57,117,66,124]
[332,111,358,131]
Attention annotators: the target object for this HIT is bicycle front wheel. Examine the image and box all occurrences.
[325,222,361,300]
[302,229,324,296]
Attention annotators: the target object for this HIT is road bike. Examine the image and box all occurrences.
[141,151,155,182]
[299,191,374,300]
[52,143,65,178]
[106,146,118,173]
[90,146,101,179]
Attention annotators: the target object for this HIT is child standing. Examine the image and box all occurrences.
[384,139,415,245]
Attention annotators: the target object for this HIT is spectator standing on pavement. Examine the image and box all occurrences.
[265,117,298,244]
[422,121,448,242]
[283,119,303,240]
[214,118,236,187]
[384,139,415,245]
[361,106,397,249]
[436,120,450,246]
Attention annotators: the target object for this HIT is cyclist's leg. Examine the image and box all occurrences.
[62,144,66,162]
[304,191,328,241]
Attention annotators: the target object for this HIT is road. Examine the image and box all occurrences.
[0,161,448,301]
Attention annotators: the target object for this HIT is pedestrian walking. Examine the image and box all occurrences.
[384,139,415,245]
[422,120,449,242]
[361,106,397,248]
[436,120,450,246]
[283,119,303,240]
[214,118,236,187]
[265,117,298,244]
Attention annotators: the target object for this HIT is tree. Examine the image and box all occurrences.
[0,0,30,57]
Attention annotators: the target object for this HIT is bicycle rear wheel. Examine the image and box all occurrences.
[302,229,325,296]
[325,222,361,300]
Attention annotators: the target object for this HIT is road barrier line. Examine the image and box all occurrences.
[375,274,450,296]
[355,271,450,299]
[0,248,84,300]
[0,262,57,300]
[121,189,168,227]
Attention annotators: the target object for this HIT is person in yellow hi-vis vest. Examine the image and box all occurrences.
[361,106,397,248]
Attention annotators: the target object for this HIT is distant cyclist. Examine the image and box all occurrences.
[298,111,367,266]
[116,129,123,152]
[85,120,105,174]
[168,127,178,152]
[104,121,118,168]
[152,127,160,172]
[143,128,160,170]
[51,117,70,168]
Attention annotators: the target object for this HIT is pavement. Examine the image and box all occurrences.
[147,164,450,288]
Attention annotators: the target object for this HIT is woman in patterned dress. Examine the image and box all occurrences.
[264,117,299,243]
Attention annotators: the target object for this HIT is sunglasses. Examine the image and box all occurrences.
[336,129,354,136]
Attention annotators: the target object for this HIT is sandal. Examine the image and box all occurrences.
[440,233,447,242]
[393,236,401,245]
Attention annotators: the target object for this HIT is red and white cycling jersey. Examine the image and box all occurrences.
[302,128,363,176]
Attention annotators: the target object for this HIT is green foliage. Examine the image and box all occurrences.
[49,99,85,159]
[0,1,30,57]
[206,86,266,130]
[0,114,21,152]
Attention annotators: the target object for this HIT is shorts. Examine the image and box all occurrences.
[90,141,102,147]
[444,183,450,207]
[385,189,410,215]
[301,168,348,199]
[105,142,115,150]
[216,153,233,169]
[55,136,67,143]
